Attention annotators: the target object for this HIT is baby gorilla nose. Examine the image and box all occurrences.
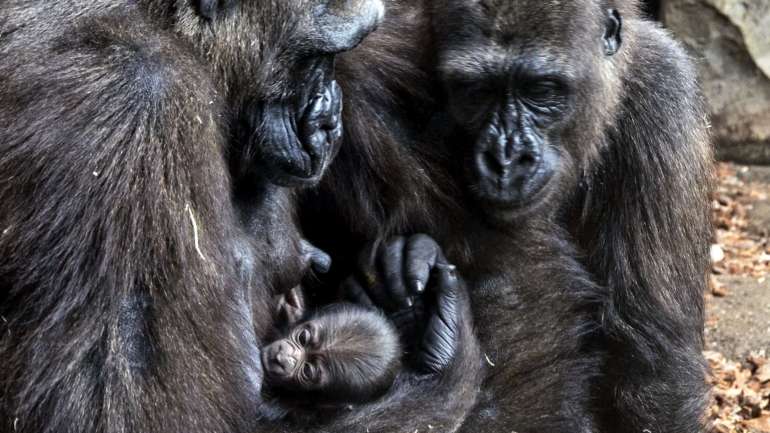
[262,340,300,377]
[277,352,297,369]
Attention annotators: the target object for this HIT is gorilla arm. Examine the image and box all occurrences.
[576,18,712,433]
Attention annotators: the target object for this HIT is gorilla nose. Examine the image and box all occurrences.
[479,144,539,181]
[276,351,297,370]
[262,340,300,375]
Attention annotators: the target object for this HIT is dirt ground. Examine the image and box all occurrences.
[706,163,770,433]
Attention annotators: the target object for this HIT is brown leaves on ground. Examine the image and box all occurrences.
[707,163,770,433]
[707,351,770,433]
[711,163,770,288]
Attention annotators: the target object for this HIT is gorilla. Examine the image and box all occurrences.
[263,287,403,410]
[0,1,483,433]
[262,262,466,419]
[305,0,713,432]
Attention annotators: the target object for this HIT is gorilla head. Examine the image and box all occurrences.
[178,0,386,186]
[262,303,401,406]
[431,0,624,219]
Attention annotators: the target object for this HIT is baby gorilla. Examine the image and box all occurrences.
[261,287,401,409]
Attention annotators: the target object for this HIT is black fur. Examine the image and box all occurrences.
[305,0,712,432]
[0,1,483,433]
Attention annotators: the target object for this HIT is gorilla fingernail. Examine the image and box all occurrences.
[413,281,425,293]
[435,263,457,278]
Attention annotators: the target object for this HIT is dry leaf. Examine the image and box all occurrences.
[757,365,770,384]
[743,413,770,432]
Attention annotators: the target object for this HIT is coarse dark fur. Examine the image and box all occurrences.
[0,1,483,433]
[304,0,713,432]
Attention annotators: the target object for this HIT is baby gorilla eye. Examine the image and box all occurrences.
[301,363,316,383]
[297,327,311,346]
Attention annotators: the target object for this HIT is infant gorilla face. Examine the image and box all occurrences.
[262,304,401,404]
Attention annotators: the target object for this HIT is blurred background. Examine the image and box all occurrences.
[643,2,769,431]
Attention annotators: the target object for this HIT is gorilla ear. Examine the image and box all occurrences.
[196,0,235,21]
[602,8,622,56]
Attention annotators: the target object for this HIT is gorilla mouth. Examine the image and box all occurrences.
[473,162,555,211]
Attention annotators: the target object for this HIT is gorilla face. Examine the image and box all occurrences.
[432,0,622,217]
[262,304,400,405]
[182,0,386,186]
[442,57,567,212]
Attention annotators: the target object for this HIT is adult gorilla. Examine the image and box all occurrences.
[307,0,712,432]
[0,1,482,433]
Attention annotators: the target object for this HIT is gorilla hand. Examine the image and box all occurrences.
[343,234,445,310]
[342,234,469,373]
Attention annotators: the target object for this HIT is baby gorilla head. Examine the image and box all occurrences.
[262,303,401,405]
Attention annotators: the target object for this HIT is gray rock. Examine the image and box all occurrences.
[734,165,770,235]
[747,200,770,236]
[735,164,770,184]
[706,276,770,359]
[662,0,770,165]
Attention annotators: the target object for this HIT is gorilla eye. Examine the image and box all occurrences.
[297,327,311,346]
[518,78,570,116]
[302,363,316,382]
[521,80,563,101]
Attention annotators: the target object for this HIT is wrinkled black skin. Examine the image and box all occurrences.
[305,1,712,432]
[0,1,484,433]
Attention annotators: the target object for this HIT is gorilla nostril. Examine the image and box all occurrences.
[517,153,536,168]
[483,151,497,172]
[483,150,513,175]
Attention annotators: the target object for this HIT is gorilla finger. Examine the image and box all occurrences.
[404,234,441,295]
[420,303,459,373]
[379,236,412,308]
[417,263,464,373]
[433,262,462,306]
[341,277,374,308]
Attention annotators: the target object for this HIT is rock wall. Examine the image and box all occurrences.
[660,0,770,164]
